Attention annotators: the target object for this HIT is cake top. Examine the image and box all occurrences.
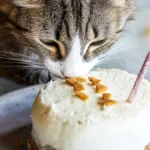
[32,69,150,125]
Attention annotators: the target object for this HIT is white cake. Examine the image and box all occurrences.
[30,69,150,150]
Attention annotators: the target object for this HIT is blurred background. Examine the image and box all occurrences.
[0,0,150,95]
[97,6,150,79]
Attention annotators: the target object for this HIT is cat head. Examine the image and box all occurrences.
[1,0,135,78]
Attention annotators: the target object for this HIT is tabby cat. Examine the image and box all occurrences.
[0,0,135,84]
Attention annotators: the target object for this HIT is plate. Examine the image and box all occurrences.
[0,84,44,150]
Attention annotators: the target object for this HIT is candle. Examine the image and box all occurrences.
[127,51,150,103]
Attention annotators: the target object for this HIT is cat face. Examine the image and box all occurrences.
[1,0,134,78]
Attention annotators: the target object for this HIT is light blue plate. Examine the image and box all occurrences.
[0,84,44,150]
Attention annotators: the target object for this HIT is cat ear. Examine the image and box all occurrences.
[10,0,43,8]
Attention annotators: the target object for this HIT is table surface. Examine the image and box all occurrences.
[0,0,150,96]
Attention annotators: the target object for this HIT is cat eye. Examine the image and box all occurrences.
[87,39,107,54]
[40,39,59,48]
[39,39,65,59]
[90,39,107,46]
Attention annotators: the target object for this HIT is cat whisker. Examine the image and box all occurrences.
[0,49,47,71]
[102,46,139,59]
[99,46,140,63]
[110,31,139,52]
[0,65,46,69]
[0,61,44,66]
[99,56,120,64]
[97,31,141,63]
[0,56,42,64]
[0,51,41,61]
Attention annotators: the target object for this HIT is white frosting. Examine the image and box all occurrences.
[31,69,150,150]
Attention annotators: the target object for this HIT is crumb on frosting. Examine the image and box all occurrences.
[75,91,89,101]
[103,93,112,100]
[76,77,86,82]
[96,84,108,93]
[66,78,78,86]
[74,83,85,91]
[88,76,101,86]
[99,99,117,106]
[65,76,117,106]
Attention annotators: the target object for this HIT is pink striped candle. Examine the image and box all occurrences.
[127,51,150,103]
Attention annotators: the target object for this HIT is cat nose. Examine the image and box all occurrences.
[62,68,80,78]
